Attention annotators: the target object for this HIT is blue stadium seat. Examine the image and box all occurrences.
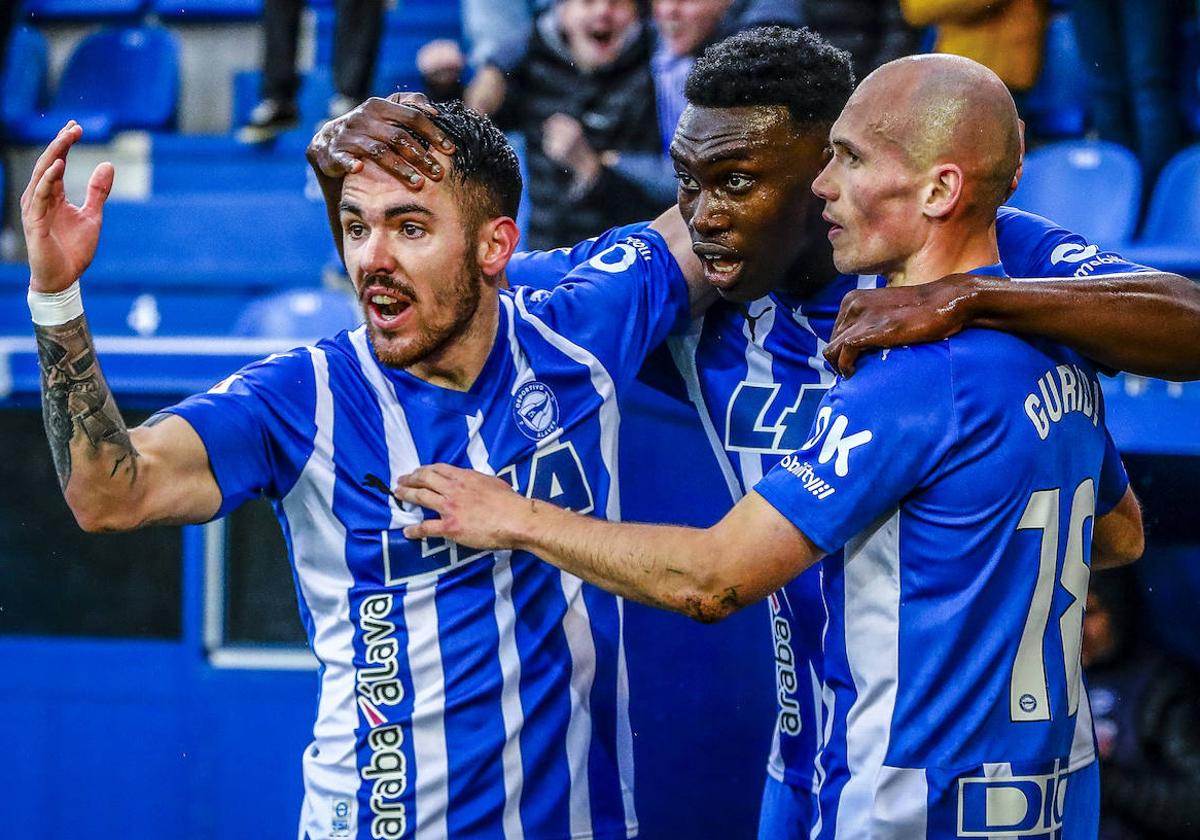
[1008,141,1142,244]
[23,0,148,20]
[152,0,262,19]
[1023,13,1087,138]
[3,26,47,132]
[232,68,334,142]
[150,134,311,194]
[1121,145,1200,275]
[9,27,179,145]
[232,288,362,338]
[87,192,330,292]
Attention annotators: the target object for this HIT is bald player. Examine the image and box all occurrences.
[392,54,1143,838]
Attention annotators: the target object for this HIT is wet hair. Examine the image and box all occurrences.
[427,99,522,225]
[684,26,855,130]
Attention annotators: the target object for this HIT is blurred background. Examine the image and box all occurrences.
[0,0,1197,837]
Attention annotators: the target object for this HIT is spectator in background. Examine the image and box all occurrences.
[420,0,663,250]
[1084,567,1200,839]
[803,0,923,83]
[1071,0,1185,186]
[237,0,386,143]
[593,0,805,206]
[899,0,1047,98]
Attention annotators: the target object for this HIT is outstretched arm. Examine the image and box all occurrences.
[395,465,821,623]
[24,123,221,532]
[825,272,1200,381]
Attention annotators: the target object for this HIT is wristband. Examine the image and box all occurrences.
[28,280,84,326]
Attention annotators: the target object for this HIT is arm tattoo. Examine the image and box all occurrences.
[35,316,137,490]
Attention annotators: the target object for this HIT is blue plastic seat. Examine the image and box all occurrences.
[232,288,362,339]
[9,26,179,144]
[152,0,262,19]
[1023,13,1087,138]
[232,68,334,142]
[150,134,311,193]
[1008,141,1142,245]
[1120,145,1200,275]
[3,26,48,131]
[87,192,330,292]
[23,0,148,20]
[315,5,462,93]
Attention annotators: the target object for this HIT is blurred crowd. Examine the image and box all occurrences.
[228,0,1200,249]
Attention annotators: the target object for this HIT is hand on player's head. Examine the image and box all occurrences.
[21,122,115,293]
[306,93,457,186]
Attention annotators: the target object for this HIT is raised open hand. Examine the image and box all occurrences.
[21,122,115,293]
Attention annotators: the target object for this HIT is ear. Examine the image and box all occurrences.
[923,163,964,220]
[1009,119,1027,197]
[475,216,521,280]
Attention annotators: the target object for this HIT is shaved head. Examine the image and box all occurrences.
[848,54,1021,219]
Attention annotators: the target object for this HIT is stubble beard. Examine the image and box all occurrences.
[367,251,484,370]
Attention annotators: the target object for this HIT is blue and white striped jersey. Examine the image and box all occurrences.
[506,207,1151,803]
[755,267,1130,838]
[166,230,689,840]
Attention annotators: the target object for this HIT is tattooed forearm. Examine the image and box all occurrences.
[35,317,137,491]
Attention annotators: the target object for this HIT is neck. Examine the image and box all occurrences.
[408,295,499,391]
[886,219,999,287]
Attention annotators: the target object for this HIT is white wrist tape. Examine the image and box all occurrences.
[28,280,84,326]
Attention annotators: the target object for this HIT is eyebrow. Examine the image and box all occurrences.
[338,201,433,218]
[669,145,757,167]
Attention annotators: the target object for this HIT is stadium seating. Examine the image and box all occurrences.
[150,134,312,194]
[22,0,148,20]
[2,26,47,132]
[1121,144,1200,275]
[1008,140,1142,244]
[87,192,329,291]
[8,26,180,145]
[1022,13,1088,138]
[232,288,362,338]
[152,0,262,19]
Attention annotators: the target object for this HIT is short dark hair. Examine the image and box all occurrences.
[685,26,855,129]
[427,99,522,224]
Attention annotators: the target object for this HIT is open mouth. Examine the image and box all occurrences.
[588,28,616,47]
[364,289,414,329]
[693,243,745,290]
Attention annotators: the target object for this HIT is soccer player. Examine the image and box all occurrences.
[21,105,708,839]
[391,54,1146,838]
[307,27,1200,839]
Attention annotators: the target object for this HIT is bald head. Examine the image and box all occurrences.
[849,54,1022,219]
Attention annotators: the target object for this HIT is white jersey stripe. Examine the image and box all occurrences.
[500,295,535,394]
[402,581,450,839]
[465,410,526,840]
[738,297,777,487]
[351,327,450,837]
[614,598,637,837]
[348,327,423,531]
[283,347,360,835]
[667,319,743,504]
[559,571,598,837]
[874,766,928,837]
[835,508,902,839]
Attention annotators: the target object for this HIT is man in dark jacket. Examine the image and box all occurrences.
[1084,568,1200,839]
[421,0,664,249]
[804,0,922,83]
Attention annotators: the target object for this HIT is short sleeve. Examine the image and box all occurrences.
[1096,429,1130,516]
[163,349,317,518]
[514,227,689,387]
[753,345,958,552]
[996,206,1152,279]
[507,221,653,292]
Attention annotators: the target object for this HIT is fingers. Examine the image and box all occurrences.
[396,464,458,494]
[82,161,115,216]
[404,519,446,541]
[394,484,445,512]
[26,158,66,226]
[23,122,80,209]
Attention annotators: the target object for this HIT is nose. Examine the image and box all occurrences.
[811,159,837,202]
[359,229,397,277]
[690,190,730,238]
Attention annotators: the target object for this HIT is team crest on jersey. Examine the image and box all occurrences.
[513,381,560,440]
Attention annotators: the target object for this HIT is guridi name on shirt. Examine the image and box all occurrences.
[1024,363,1103,440]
